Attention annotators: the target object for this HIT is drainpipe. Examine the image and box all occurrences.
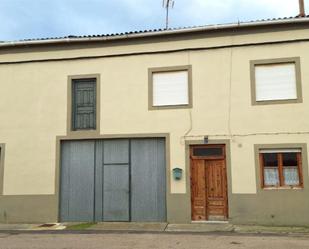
[299,0,306,17]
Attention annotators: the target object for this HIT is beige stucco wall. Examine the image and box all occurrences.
[0,27,309,195]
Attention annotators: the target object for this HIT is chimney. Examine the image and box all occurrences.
[299,0,306,17]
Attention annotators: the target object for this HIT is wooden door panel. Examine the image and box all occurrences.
[206,159,227,219]
[208,207,225,215]
[190,159,206,220]
[190,145,228,221]
[208,200,225,206]
[206,161,224,198]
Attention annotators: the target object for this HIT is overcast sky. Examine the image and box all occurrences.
[0,0,308,41]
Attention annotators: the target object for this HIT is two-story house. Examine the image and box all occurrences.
[1,16,309,226]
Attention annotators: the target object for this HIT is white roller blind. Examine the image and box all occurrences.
[153,70,189,106]
[260,148,301,154]
[255,63,297,101]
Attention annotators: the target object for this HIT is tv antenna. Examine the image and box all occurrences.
[298,0,306,17]
[163,0,175,29]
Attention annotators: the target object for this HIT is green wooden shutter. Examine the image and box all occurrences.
[72,78,96,130]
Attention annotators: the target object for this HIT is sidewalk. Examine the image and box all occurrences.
[1,222,309,235]
[0,223,66,231]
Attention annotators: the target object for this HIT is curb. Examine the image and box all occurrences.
[1,229,309,238]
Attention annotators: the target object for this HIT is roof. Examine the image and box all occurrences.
[1,15,309,48]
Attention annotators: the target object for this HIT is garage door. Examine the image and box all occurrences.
[59,138,166,222]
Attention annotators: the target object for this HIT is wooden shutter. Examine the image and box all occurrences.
[72,78,96,130]
[153,70,189,106]
[255,63,297,101]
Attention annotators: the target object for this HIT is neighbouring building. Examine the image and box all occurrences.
[1,16,309,226]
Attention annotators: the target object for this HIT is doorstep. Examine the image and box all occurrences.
[166,223,234,233]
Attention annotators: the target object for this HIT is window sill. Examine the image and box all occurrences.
[262,186,303,190]
[67,129,100,138]
[252,98,302,105]
[149,104,192,110]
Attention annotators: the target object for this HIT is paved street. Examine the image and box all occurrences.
[0,232,309,249]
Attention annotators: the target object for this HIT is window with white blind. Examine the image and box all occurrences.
[251,58,302,105]
[149,66,192,109]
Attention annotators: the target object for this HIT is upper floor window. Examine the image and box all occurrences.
[250,57,302,105]
[72,78,97,131]
[148,65,192,110]
[259,148,303,189]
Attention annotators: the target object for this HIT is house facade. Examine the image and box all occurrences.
[1,17,309,226]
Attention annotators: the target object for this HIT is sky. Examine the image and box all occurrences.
[0,0,308,41]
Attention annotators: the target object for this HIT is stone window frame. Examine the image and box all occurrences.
[254,143,307,190]
[148,65,193,110]
[67,74,101,136]
[250,57,302,105]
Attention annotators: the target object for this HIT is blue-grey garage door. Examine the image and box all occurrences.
[60,138,166,222]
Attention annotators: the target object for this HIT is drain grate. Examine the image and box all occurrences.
[39,223,57,228]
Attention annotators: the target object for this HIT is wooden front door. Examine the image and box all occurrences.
[190,144,228,221]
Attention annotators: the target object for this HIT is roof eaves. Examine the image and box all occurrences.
[1,16,309,48]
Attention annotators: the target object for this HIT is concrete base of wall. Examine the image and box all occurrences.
[166,191,309,227]
[229,193,309,227]
[0,195,58,224]
[167,193,191,224]
[0,193,192,224]
[1,192,309,226]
